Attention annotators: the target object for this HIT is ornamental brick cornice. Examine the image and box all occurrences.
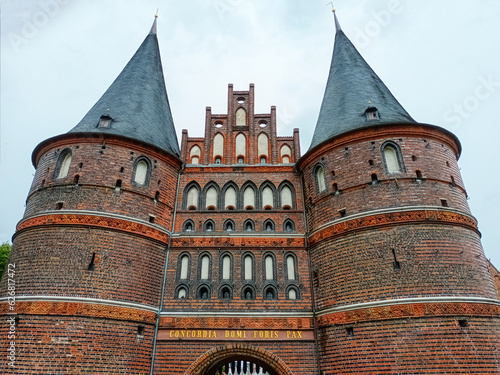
[0,300,156,323]
[317,301,500,327]
[171,236,305,248]
[15,211,170,244]
[308,207,479,246]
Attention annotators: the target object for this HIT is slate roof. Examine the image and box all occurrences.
[309,13,416,150]
[68,18,180,157]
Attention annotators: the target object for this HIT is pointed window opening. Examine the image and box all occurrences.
[264,286,276,300]
[88,252,96,271]
[288,288,298,300]
[204,221,214,232]
[224,220,234,232]
[177,287,187,299]
[315,165,326,192]
[243,287,254,300]
[184,220,194,232]
[382,143,404,174]
[284,219,295,232]
[198,286,210,300]
[222,255,231,280]
[200,255,210,280]
[243,254,254,280]
[134,159,150,185]
[244,220,254,232]
[55,149,72,179]
[221,287,232,299]
[179,255,190,279]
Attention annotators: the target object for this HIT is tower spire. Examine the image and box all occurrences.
[150,11,158,34]
[69,18,179,156]
[309,11,415,151]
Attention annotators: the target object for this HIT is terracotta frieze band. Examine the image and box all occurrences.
[15,211,170,243]
[308,208,478,246]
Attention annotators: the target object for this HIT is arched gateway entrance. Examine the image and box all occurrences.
[185,344,292,375]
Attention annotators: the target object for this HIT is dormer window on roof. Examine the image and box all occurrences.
[364,107,379,121]
[98,115,113,128]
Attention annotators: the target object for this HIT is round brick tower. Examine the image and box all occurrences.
[0,19,181,374]
[297,13,500,374]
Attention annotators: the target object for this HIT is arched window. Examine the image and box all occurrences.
[243,186,255,210]
[220,286,232,299]
[261,186,274,209]
[179,254,190,280]
[55,149,72,178]
[287,287,298,300]
[213,133,224,161]
[236,108,246,126]
[243,254,253,280]
[263,219,275,232]
[190,145,201,164]
[315,165,326,192]
[198,286,210,299]
[243,286,254,300]
[284,219,295,232]
[382,143,404,173]
[286,254,296,280]
[183,220,194,232]
[204,220,215,232]
[280,185,293,209]
[264,286,276,300]
[258,133,269,160]
[235,133,246,159]
[221,255,231,280]
[177,286,188,299]
[264,255,274,280]
[185,185,199,210]
[200,255,210,280]
[223,220,235,232]
[280,145,291,164]
[205,186,218,210]
[134,159,149,185]
[244,220,254,232]
[224,186,237,209]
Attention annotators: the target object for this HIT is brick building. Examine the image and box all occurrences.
[1,14,500,374]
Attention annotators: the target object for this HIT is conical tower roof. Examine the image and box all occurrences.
[68,18,180,157]
[309,13,416,150]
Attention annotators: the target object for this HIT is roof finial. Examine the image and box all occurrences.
[150,11,158,34]
[326,3,342,32]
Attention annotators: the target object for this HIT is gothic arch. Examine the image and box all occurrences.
[185,344,293,375]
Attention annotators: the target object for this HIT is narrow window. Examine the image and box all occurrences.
[180,255,189,279]
[222,255,231,280]
[205,221,214,232]
[392,249,401,270]
[280,145,291,164]
[258,133,269,159]
[186,186,199,209]
[316,165,326,192]
[265,287,276,300]
[244,255,253,280]
[383,145,401,173]
[205,186,218,210]
[262,186,274,209]
[88,252,96,271]
[73,175,80,184]
[265,255,274,280]
[281,186,293,209]
[134,160,148,185]
[200,255,210,280]
[333,183,339,193]
[451,176,456,186]
[243,186,255,209]
[221,287,231,299]
[154,191,160,201]
[190,145,201,164]
[115,179,122,191]
[286,255,296,280]
[368,159,374,166]
[236,108,246,126]
[416,170,423,180]
[244,220,254,232]
[371,173,378,185]
[224,220,234,232]
[213,133,224,159]
[199,286,210,299]
[236,133,246,159]
[260,156,267,164]
[288,288,297,300]
[264,221,274,232]
[137,325,145,337]
[57,150,72,178]
[225,186,237,209]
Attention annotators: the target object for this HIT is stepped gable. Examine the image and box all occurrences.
[68,17,180,157]
[309,12,416,151]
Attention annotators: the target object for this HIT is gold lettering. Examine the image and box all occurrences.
[244,331,247,339]
[192,330,196,338]
[297,331,302,339]
[254,331,258,339]
[265,331,269,339]
[197,331,202,338]
[237,331,243,339]
[287,331,291,339]
[203,331,207,338]
[259,331,264,339]
[274,331,278,339]
[187,331,190,338]
[175,331,179,338]
[225,331,230,338]
[181,331,186,338]
[213,331,217,338]
[169,331,174,338]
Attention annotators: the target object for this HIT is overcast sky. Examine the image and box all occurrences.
[1,0,499,267]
